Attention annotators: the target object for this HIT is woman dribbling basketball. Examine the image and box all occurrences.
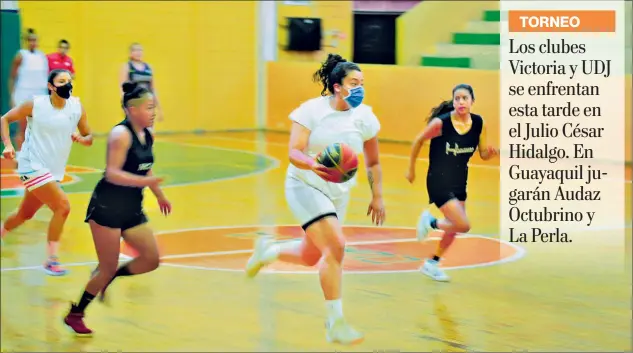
[244,53,386,345]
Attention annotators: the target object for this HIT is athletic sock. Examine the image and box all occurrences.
[325,299,343,326]
[72,291,96,313]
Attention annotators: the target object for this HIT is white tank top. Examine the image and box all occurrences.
[14,49,48,91]
[17,95,83,181]
[286,96,381,199]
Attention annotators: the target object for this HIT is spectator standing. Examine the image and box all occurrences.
[47,40,75,76]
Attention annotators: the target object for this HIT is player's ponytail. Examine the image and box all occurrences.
[426,100,454,124]
[312,53,360,96]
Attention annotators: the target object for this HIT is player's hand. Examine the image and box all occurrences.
[71,133,91,146]
[157,197,172,216]
[2,145,15,160]
[311,163,339,182]
[367,196,385,226]
[405,168,415,184]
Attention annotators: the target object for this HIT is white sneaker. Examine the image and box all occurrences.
[245,236,273,278]
[325,318,364,345]
[416,210,435,241]
[421,258,450,282]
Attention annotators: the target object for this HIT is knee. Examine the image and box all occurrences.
[326,235,346,264]
[145,251,160,271]
[454,219,471,234]
[52,199,71,217]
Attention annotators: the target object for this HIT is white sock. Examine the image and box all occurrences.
[261,240,302,263]
[325,299,343,324]
[261,243,281,263]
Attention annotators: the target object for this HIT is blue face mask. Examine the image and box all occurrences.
[343,86,365,108]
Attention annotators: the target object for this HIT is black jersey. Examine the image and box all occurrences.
[128,61,153,92]
[427,112,483,189]
[90,119,154,211]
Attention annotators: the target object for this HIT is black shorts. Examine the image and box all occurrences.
[85,201,148,231]
[427,180,467,208]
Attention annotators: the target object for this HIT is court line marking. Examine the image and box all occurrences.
[193,135,633,183]
[0,142,281,198]
[4,222,631,274]
[1,224,527,274]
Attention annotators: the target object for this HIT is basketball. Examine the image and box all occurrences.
[316,142,358,183]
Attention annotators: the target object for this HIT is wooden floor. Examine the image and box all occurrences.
[1,131,631,352]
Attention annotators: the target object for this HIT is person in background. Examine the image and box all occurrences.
[8,28,49,151]
[47,39,75,76]
[119,43,163,124]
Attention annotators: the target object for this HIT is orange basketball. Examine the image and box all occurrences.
[316,142,359,183]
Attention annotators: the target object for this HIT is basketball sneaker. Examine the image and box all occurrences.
[63,304,93,337]
[43,256,68,276]
[245,235,274,278]
[421,258,450,282]
[416,210,435,241]
[325,318,364,345]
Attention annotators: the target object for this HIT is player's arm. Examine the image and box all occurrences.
[104,126,161,187]
[477,119,498,160]
[288,122,317,170]
[73,105,93,146]
[364,137,383,200]
[408,118,443,170]
[1,101,33,148]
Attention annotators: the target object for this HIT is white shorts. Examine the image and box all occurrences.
[285,176,350,230]
[18,168,55,191]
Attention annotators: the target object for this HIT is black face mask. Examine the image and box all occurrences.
[54,83,73,99]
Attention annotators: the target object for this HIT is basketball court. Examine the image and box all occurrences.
[1,132,631,351]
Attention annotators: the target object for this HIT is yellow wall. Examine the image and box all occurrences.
[266,62,633,163]
[277,1,353,62]
[19,0,258,135]
[396,1,499,66]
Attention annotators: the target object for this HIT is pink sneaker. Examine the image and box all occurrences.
[43,257,68,276]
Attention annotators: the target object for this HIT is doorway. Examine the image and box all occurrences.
[353,13,398,65]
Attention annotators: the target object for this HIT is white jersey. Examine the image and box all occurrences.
[17,95,83,181]
[14,49,48,91]
[286,96,381,199]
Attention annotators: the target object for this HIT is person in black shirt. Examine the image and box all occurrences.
[406,84,498,282]
[63,81,172,336]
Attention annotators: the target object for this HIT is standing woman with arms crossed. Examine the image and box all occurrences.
[406,84,498,282]
[1,69,93,275]
[119,43,164,124]
[64,81,171,337]
[245,54,386,345]
[8,28,49,151]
